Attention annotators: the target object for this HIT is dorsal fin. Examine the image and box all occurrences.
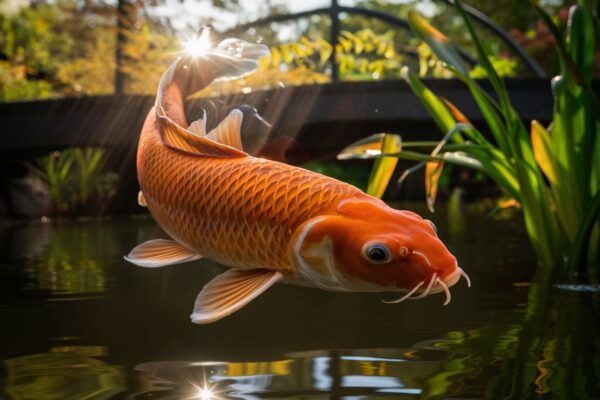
[187,110,207,137]
[206,109,244,151]
[158,115,247,158]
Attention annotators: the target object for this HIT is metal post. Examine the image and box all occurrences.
[329,0,340,82]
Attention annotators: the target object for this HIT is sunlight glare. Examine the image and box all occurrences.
[196,386,214,400]
[183,30,212,57]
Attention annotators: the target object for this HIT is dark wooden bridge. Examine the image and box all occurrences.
[1,78,560,160]
[1,78,598,214]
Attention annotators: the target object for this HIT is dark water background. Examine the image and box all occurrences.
[0,203,598,399]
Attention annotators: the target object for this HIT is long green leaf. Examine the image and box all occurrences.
[568,5,595,84]
[455,0,536,171]
[337,133,389,160]
[568,190,600,272]
[406,11,469,76]
[402,67,464,143]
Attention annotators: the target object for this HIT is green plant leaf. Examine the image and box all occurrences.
[407,11,469,76]
[402,67,463,141]
[337,133,389,160]
[568,189,600,272]
[568,5,595,84]
[367,134,402,198]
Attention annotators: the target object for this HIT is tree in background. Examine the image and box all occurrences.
[0,0,586,102]
[0,0,176,100]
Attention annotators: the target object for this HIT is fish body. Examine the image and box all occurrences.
[138,117,361,274]
[126,35,469,324]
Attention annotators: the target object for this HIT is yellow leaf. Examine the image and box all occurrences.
[531,120,557,185]
[358,58,368,74]
[354,37,364,54]
[498,198,521,209]
[408,11,450,44]
[270,47,281,67]
[425,161,444,212]
[367,134,402,198]
[440,98,470,124]
[319,40,333,64]
[339,37,353,53]
[384,44,395,59]
[281,45,293,64]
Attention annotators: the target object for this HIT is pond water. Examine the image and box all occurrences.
[0,203,598,399]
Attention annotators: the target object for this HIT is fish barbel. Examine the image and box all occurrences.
[125,34,470,324]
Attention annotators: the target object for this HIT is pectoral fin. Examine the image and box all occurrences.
[125,239,201,268]
[138,191,147,207]
[191,269,283,324]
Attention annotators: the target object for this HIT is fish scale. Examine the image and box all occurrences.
[138,119,361,274]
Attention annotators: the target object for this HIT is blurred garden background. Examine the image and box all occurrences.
[1,1,600,398]
[0,0,588,219]
[0,0,581,100]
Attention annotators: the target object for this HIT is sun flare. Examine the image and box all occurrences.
[196,387,213,400]
[183,30,212,57]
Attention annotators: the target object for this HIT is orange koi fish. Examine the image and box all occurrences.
[125,35,470,324]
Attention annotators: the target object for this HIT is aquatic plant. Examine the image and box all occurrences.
[37,148,118,216]
[339,0,600,278]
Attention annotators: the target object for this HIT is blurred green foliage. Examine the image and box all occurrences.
[37,148,118,216]
[0,0,176,100]
[0,0,581,102]
[341,1,600,278]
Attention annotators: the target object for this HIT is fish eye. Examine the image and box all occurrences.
[363,243,392,264]
[426,219,437,234]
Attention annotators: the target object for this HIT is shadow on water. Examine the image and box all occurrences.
[0,204,598,399]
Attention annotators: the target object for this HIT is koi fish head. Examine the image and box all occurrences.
[290,196,470,305]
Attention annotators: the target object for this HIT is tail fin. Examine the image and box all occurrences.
[156,32,269,127]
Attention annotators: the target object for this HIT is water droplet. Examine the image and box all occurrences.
[374,108,379,113]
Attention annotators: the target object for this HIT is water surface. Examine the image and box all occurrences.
[1,204,598,399]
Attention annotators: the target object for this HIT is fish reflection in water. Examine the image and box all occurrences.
[132,348,450,399]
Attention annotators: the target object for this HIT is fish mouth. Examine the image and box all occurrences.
[383,266,471,306]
